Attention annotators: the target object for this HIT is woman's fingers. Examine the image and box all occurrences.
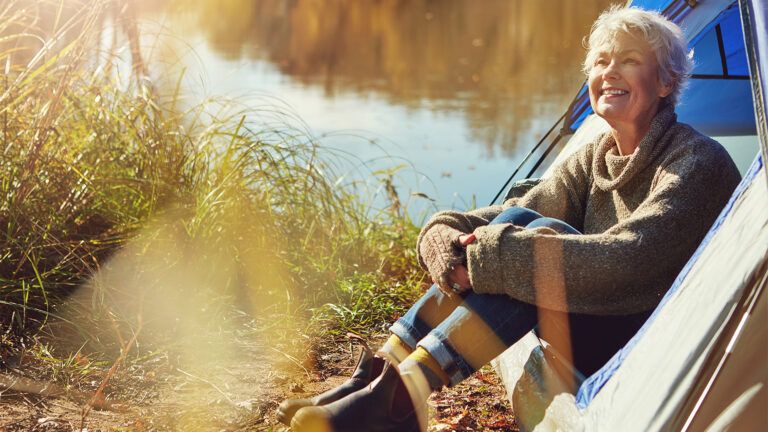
[434,275,455,296]
[432,267,471,296]
[449,265,472,292]
[433,265,472,296]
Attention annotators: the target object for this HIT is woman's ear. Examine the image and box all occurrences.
[659,80,674,98]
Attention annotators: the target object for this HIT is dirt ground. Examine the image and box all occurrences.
[0,333,518,431]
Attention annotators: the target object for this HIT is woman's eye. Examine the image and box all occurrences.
[623,58,639,64]
[595,58,608,66]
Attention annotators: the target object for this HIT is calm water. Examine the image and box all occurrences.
[132,0,615,215]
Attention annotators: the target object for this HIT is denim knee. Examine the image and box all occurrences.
[525,217,580,234]
[492,206,544,226]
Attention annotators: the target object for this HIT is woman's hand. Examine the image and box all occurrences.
[444,234,475,294]
[422,227,476,296]
[448,264,472,293]
[432,233,475,296]
[433,264,472,296]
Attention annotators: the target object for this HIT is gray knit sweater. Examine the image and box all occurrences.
[417,105,741,315]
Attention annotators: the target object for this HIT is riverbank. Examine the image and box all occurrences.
[1,330,518,431]
[0,0,431,428]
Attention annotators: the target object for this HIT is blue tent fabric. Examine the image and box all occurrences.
[687,5,748,76]
[574,152,765,409]
[722,9,750,74]
[641,0,676,12]
[677,3,755,135]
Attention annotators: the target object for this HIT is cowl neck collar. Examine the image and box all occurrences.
[592,103,677,191]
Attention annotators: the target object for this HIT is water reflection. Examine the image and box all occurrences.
[1,0,617,206]
[136,0,614,156]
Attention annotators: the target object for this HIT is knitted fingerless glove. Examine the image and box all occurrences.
[418,224,466,284]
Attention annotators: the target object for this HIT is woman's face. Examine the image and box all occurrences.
[588,32,672,130]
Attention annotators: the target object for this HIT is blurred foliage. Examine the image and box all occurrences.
[0,0,425,348]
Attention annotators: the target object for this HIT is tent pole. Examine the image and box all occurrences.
[488,113,566,205]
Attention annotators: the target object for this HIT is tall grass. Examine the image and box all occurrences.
[0,0,426,350]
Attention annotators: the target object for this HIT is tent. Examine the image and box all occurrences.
[491,0,768,430]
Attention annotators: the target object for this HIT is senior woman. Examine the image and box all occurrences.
[281,6,741,432]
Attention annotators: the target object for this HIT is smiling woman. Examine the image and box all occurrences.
[585,6,691,155]
[281,6,742,432]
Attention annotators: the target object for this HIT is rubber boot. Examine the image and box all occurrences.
[290,361,421,432]
[277,346,385,425]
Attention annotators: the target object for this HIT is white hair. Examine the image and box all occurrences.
[583,6,693,106]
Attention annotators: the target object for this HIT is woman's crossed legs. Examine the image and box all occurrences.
[287,207,581,431]
[388,206,580,385]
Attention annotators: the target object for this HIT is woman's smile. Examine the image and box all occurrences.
[600,87,629,97]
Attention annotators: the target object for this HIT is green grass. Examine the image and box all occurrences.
[0,0,427,353]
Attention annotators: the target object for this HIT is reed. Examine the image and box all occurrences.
[0,0,426,350]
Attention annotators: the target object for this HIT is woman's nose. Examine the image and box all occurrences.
[602,59,620,79]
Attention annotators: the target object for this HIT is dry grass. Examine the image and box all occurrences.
[0,1,431,429]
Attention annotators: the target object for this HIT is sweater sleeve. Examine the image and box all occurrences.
[415,205,505,271]
[467,140,741,315]
[415,141,595,271]
[514,140,595,231]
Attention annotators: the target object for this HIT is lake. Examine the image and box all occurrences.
[131,0,615,217]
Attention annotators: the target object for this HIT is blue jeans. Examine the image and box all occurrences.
[390,207,580,385]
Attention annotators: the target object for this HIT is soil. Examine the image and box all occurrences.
[0,333,518,431]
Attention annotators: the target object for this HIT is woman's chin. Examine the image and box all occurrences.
[594,105,629,125]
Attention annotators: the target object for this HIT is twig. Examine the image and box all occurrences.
[0,373,64,398]
[269,347,310,378]
[0,373,124,412]
[175,368,236,405]
[79,309,143,429]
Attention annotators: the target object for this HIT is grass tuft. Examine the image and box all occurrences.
[0,0,427,353]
